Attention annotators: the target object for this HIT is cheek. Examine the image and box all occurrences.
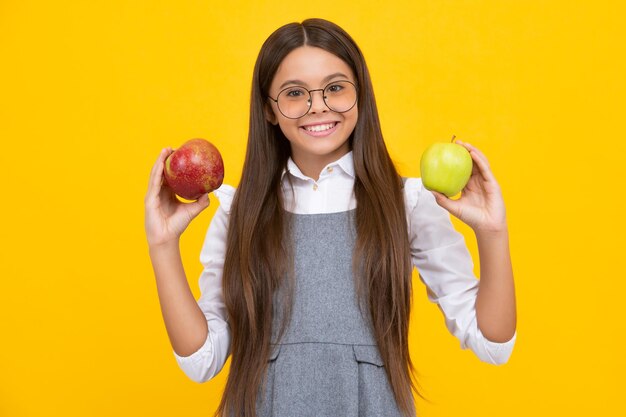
[276,120,299,141]
[346,108,358,128]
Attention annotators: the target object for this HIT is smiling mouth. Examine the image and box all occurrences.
[301,122,338,132]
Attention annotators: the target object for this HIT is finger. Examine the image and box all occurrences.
[431,190,461,215]
[465,143,491,170]
[146,148,172,201]
[471,157,484,182]
[456,140,487,165]
[454,140,485,181]
[187,193,211,219]
[459,141,490,171]
[458,141,494,183]
[147,149,167,194]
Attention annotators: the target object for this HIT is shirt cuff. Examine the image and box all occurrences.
[172,331,214,381]
[481,329,517,365]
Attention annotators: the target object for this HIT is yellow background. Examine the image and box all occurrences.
[1,0,624,416]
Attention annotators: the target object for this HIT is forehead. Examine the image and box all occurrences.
[271,46,355,88]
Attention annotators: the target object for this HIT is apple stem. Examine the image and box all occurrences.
[451,134,457,143]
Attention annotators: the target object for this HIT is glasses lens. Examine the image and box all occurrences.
[276,87,311,119]
[324,81,357,113]
[276,81,358,119]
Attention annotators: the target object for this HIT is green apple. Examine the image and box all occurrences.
[420,137,473,197]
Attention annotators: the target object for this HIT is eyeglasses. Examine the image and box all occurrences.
[267,80,358,119]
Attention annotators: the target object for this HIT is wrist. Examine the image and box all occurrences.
[474,224,509,241]
[148,238,180,254]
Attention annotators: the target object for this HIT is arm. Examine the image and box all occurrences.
[149,241,209,357]
[406,176,515,365]
[429,140,517,344]
[144,148,211,357]
[171,196,234,382]
[475,228,517,343]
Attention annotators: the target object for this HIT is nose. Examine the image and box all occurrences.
[308,89,328,114]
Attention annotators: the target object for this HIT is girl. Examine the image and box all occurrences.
[145,18,517,417]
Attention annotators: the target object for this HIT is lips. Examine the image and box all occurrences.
[300,121,340,137]
[302,122,338,132]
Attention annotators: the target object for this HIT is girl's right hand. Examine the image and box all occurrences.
[144,148,211,248]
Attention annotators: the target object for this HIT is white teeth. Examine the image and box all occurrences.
[304,123,336,132]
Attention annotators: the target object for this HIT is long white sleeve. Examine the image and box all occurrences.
[404,178,516,365]
[170,155,516,384]
[172,185,235,382]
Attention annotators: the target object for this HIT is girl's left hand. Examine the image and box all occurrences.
[429,140,508,234]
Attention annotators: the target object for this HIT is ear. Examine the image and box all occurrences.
[264,102,278,126]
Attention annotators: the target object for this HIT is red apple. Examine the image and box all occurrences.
[164,138,224,200]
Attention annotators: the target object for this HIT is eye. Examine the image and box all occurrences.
[283,87,307,98]
[326,83,344,93]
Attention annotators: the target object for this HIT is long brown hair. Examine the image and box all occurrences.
[217,18,425,417]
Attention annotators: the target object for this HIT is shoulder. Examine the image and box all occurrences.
[213,184,237,214]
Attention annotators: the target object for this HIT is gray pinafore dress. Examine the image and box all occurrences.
[254,209,414,417]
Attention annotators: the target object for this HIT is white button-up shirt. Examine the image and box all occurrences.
[173,151,517,383]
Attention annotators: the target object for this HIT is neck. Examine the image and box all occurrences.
[290,147,351,181]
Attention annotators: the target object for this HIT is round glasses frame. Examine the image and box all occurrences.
[267,80,358,119]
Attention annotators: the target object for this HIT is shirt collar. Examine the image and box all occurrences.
[282,151,355,181]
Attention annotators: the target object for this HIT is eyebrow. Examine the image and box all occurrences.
[278,72,350,90]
